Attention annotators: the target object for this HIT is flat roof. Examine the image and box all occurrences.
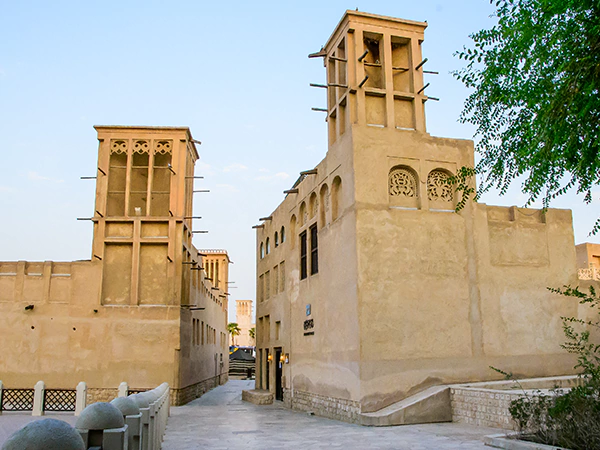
[324,10,428,51]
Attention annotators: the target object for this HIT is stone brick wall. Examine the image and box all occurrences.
[451,387,522,430]
[289,390,361,424]
[87,388,119,404]
[171,373,228,405]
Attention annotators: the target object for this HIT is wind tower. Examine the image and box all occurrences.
[91,126,201,306]
[314,11,431,146]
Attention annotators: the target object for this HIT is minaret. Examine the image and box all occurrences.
[319,11,429,147]
[91,126,200,306]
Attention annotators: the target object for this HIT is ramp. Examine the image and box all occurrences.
[359,386,451,426]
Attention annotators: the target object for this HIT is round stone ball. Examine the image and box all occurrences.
[75,402,125,430]
[2,418,85,450]
[110,396,140,416]
[142,390,159,402]
[129,393,150,409]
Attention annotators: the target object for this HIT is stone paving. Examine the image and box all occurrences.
[163,380,500,449]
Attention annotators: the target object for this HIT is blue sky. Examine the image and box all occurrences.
[1,1,597,321]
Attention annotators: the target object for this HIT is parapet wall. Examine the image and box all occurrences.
[0,260,94,305]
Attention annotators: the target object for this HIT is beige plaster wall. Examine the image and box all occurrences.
[0,260,180,390]
[576,243,600,268]
[256,131,362,402]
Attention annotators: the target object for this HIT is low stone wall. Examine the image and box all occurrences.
[170,374,228,405]
[451,386,522,430]
[87,388,119,405]
[289,389,361,424]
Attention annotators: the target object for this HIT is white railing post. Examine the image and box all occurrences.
[32,380,45,416]
[118,382,128,398]
[75,381,87,416]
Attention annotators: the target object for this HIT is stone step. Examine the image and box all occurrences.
[359,385,451,426]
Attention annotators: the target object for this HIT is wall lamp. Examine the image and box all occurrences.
[267,354,273,362]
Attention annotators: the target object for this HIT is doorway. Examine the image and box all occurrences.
[275,347,283,401]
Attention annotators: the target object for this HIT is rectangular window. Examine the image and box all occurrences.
[300,231,308,280]
[279,261,285,292]
[275,321,281,341]
[265,271,270,300]
[264,315,270,341]
[273,265,278,296]
[201,321,204,345]
[258,274,264,302]
[310,224,318,275]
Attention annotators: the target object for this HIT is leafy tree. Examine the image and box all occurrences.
[248,327,256,342]
[453,0,600,232]
[227,322,241,346]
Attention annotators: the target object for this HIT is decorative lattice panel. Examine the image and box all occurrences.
[1,389,34,412]
[389,167,418,198]
[43,389,76,412]
[427,170,453,202]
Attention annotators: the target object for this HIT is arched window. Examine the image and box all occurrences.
[299,202,307,227]
[388,166,419,208]
[280,226,285,243]
[274,231,279,247]
[289,215,296,248]
[319,183,329,228]
[389,166,418,198]
[427,169,453,204]
[309,192,318,219]
[331,176,342,221]
[266,238,271,255]
[260,242,264,259]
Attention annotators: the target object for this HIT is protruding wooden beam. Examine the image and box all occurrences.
[252,224,264,229]
[300,169,318,176]
[415,58,428,70]
[259,216,273,221]
[283,189,299,194]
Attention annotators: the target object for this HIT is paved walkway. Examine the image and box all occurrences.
[163,380,499,449]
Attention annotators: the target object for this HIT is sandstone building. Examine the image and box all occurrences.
[254,11,595,424]
[0,126,230,405]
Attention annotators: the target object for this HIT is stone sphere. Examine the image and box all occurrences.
[110,396,140,416]
[75,402,125,430]
[2,418,85,450]
[142,390,159,402]
[129,393,150,409]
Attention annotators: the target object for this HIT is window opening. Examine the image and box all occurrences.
[310,224,318,275]
[300,231,308,280]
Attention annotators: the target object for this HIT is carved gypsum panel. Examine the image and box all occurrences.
[154,140,172,154]
[110,140,128,154]
[427,170,453,202]
[389,168,418,197]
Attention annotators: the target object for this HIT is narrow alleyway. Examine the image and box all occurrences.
[162,380,498,449]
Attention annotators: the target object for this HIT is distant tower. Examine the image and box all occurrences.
[92,126,201,306]
[235,300,254,346]
[320,11,428,146]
